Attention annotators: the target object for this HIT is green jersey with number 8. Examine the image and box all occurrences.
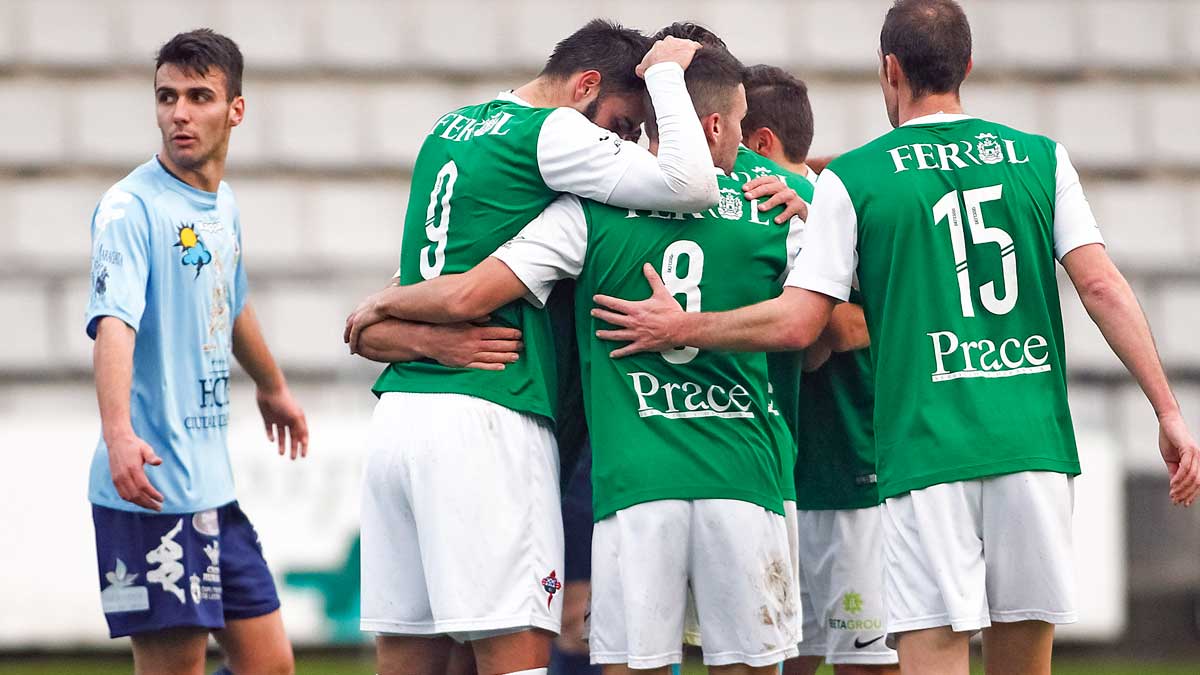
[576,174,800,519]
[493,171,802,520]
[788,114,1104,500]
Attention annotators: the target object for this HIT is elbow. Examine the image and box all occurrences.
[1078,273,1125,311]
[779,319,822,352]
[662,171,720,213]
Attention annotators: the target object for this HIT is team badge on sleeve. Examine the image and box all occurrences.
[541,570,562,608]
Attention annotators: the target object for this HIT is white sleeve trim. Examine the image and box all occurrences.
[784,169,856,302]
[490,194,588,308]
[779,215,806,285]
[536,62,718,212]
[1052,143,1105,261]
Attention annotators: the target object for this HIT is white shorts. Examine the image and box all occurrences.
[795,506,897,665]
[680,501,801,657]
[360,392,563,640]
[590,499,797,669]
[882,470,1077,637]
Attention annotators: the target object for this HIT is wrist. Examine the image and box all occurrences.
[103,423,136,446]
[410,322,437,359]
[1156,403,1183,421]
[256,373,287,397]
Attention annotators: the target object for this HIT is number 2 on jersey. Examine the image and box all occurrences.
[420,160,458,280]
[932,184,1018,317]
[661,240,704,364]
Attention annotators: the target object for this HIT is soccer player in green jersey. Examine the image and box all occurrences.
[340,21,733,675]
[587,2,1200,674]
[346,45,803,674]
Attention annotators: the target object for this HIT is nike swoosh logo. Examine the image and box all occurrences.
[854,635,885,649]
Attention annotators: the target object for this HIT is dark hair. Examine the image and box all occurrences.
[540,19,653,97]
[644,45,745,140]
[156,29,244,100]
[880,0,971,97]
[651,22,727,49]
[741,65,814,163]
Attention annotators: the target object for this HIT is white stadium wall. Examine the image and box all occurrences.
[0,0,1198,648]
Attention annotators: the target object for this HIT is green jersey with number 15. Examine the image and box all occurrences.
[788,114,1104,500]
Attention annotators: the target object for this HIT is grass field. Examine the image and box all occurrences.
[2,654,1200,675]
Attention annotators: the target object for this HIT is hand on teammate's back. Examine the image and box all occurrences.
[742,176,808,223]
[425,322,524,371]
[106,432,164,511]
[592,263,685,358]
[256,385,309,460]
[636,36,702,78]
[1158,411,1200,506]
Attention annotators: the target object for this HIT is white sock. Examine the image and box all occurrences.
[501,669,548,675]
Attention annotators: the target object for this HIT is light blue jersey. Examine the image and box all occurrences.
[86,157,248,514]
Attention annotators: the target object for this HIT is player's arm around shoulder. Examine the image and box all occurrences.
[538,39,719,213]
[591,263,835,357]
[232,302,308,460]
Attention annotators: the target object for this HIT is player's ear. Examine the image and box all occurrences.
[573,70,603,104]
[228,96,245,128]
[964,57,974,81]
[701,112,721,145]
[746,127,773,155]
[884,54,902,89]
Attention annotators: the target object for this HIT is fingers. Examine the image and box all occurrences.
[348,320,364,355]
[142,446,163,466]
[642,263,670,297]
[742,176,785,199]
[595,328,639,342]
[118,466,164,511]
[265,420,275,443]
[480,339,523,353]
[590,307,635,328]
[276,424,287,456]
[1170,446,1200,506]
[776,199,808,224]
[592,294,638,316]
[464,361,508,371]
[609,342,650,359]
[756,189,792,213]
[476,326,522,341]
[343,316,352,344]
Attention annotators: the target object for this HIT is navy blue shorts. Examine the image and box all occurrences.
[92,500,280,638]
[562,442,594,582]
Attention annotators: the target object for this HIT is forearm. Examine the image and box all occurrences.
[357,320,434,363]
[232,303,286,393]
[675,288,833,353]
[608,64,718,212]
[93,317,137,442]
[1080,274,1178,417]
[826,303,870,352]
[375,275,483,324]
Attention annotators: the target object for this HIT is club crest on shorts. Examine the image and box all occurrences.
[541,570,562,608]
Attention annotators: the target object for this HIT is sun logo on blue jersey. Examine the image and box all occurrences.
[175,225,212,277]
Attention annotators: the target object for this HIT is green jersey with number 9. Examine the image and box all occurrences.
[373,98,563,421]
[791,114,1103,500]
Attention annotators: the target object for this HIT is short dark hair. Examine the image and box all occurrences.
[880,0,971,98]
[651,22,727,50]
[540,19,653,98]
[156,29,244,100]
[645,45,745,140]
[741,65,814,163]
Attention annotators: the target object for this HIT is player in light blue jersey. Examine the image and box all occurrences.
[87,29,307,675]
